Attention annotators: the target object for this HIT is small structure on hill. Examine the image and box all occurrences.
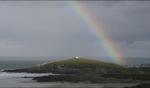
[75,56,79,59]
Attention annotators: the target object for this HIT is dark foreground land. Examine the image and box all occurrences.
[124,82,150,88]
[5,58,150,86]
[32,74,140,83]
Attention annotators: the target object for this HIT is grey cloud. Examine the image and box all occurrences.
[86,1,150,43]
[0,1,150,57]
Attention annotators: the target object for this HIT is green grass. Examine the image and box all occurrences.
[38,58,120,69]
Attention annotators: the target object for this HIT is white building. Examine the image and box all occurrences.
[75,56,79,59]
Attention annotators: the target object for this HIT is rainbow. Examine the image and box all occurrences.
[68,1,126,65]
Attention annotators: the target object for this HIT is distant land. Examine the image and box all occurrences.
[5,58,150,85]
[5,58,120,73]
[0,56,150,65]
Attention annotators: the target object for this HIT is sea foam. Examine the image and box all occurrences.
[0,72,51,79]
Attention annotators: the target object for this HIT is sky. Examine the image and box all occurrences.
[0,1,150,58]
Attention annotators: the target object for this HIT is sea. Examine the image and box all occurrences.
[0,56,149,88]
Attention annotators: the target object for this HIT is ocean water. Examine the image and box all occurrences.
[0,56,52,70]
[0,60,47,70]
[0,72,58,88]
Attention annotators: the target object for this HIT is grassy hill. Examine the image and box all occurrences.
[37,58,120,69]
[5,58,120,73]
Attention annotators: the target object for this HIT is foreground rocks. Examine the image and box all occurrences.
[124,82,150,88]
[32,74,141,83]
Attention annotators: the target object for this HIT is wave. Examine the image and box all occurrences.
[0,72,52,79]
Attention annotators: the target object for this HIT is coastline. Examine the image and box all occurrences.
[1,58,150,88]
[32,74,142,84]
[0,72,141,88]
[19,79,142,88]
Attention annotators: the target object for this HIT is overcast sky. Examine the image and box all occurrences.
[0,1,150,58]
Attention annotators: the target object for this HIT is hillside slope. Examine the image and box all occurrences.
[37,58,120,69]
[5,58,120,73]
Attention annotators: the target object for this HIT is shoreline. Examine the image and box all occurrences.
[0,77,140,88]
[20,78,140,88]
[0,71,142,88]
[2,58,150,88]
[32,74,142,84]
[0,71,146,88]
